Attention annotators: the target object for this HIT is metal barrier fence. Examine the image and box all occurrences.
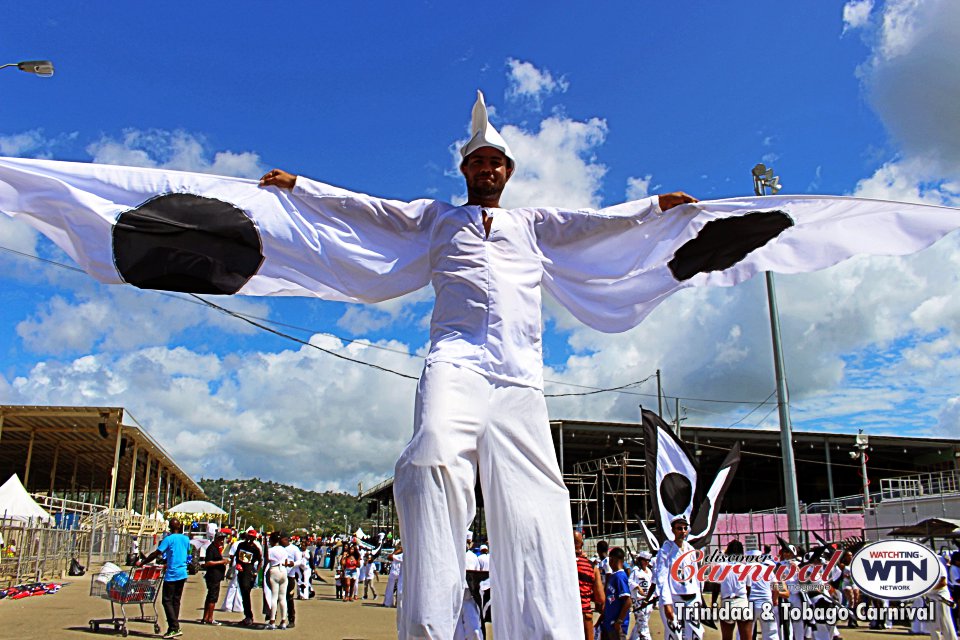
[0,514,156,588]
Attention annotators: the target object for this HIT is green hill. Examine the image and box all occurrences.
[198,477,370,535]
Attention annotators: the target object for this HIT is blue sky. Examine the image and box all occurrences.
[1,1,958,491]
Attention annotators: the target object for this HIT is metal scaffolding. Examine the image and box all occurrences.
[571,452,650,543]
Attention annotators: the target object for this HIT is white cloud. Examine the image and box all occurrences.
[842,0,875,33]
[505,58,569,108]
[626,175,653,201]
[15,286,271,355]
[86,129,263,178]
[937,397,960,436]
[2,336,422,491]
[859,0,960,176]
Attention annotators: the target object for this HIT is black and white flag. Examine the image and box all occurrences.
[643,409,740,548]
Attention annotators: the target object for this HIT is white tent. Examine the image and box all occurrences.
[167,500,226,516]
[0,474,55,525]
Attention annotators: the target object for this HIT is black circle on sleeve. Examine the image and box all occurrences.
[113,193,264,294]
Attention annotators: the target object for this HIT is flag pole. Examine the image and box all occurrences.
[752,164,802,545]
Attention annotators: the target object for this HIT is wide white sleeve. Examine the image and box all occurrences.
[250,176,436,302]
[536,194,960,333]
[0,156,438,303]
[534,196,665,333]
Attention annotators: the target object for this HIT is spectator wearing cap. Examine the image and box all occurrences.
[477,543,490,572]
[629,551,655,640]
[234,528,263,626]
[654,515,703,640]
[200,533,229,625]
[600,547,631,640]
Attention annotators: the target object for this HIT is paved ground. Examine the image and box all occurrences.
[0,569,928,640]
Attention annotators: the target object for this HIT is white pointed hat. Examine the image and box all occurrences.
[459,90,516,165]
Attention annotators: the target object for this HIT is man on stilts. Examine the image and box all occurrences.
[260,91,696,639]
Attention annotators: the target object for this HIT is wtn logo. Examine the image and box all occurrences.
[860,559,927,582]
[851,541,939,600]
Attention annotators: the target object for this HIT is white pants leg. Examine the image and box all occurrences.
[931,599,958,640]
[384,573,398,607]
[812,624,832,640]
[394,362,581,639]
[454,589,484,640]
[629,605,652,640]
[220,574,243,612]
[753,602,780,640]
[267,566,288,624]
[660,599,704,640]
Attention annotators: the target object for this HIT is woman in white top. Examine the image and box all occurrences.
[719,540,753,640]
[266,532,290,630]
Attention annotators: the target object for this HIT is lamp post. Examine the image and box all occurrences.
[752,163,802,544]
[0,60,55,77]
[849,430,870,509]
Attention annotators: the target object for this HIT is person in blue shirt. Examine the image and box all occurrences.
[601,547,632,640]
[141,518,191,639]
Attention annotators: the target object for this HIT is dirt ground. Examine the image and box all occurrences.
[0,569,927,640]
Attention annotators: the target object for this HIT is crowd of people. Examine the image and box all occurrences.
[133,518,405,638]
[575,515,960,640]
[134,514,960,640]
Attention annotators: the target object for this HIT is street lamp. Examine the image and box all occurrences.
[849,430,871,509]
[752,163,801,545]
[0,60,55,77]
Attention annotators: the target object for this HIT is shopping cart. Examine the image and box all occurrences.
[88,564,164,636]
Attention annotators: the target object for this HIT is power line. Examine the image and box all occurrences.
[0,243,793,406]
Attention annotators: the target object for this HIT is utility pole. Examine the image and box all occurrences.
[656,369,663,419]
[753,163,802,545]
[850,430,871,509]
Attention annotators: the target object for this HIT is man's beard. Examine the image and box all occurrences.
[468,176,504,199]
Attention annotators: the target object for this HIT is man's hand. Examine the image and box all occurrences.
[259,169,297,190]
[658,192,698,212]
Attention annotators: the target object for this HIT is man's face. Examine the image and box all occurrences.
[672,521,688,541]
[461,147,513,199]
[281,536,291,546]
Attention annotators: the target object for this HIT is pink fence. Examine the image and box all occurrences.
[711,512,864,550]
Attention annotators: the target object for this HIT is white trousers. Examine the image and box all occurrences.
[659,599,704,640]
[384,572,400,607]
[930,599,958,640]
[629,604,652,640]
[220,573,243,612]
[394,362,581,639]
[454,589,484,640]
[752,601,780,640]
[267,566,288,624]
